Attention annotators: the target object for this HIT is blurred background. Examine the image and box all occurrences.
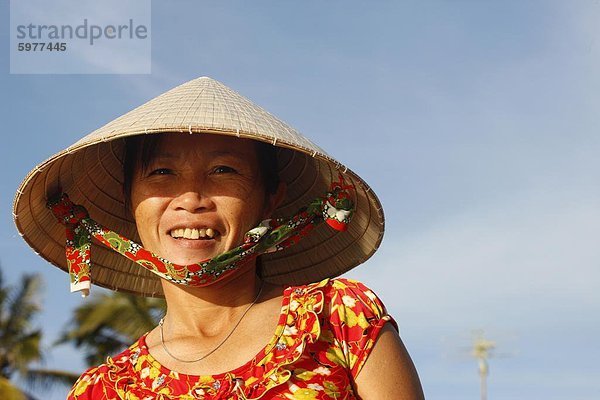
[1,1,599,399]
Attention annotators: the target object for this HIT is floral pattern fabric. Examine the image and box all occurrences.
[68,278,396,400]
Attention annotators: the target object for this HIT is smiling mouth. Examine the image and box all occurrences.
[169,228,219,240]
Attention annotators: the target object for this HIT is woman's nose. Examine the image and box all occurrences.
[170,180,215,213]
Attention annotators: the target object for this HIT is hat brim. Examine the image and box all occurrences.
[13,77,385,297]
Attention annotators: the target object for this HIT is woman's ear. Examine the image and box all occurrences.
[263,181,287,219]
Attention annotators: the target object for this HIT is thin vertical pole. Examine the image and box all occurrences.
[480,370,487,400]
[478,358,488,400]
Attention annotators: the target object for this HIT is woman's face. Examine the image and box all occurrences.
[130,134,274,266]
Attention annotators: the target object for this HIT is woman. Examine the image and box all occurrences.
[13,77,424,399]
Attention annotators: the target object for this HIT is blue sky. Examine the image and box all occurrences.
[1,1,599,399]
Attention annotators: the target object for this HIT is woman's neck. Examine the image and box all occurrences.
[145,263,286,375]
[160,265,263,338]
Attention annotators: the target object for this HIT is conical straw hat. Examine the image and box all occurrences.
[13,77,384,297]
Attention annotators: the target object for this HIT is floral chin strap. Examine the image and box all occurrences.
[47,175,354,298]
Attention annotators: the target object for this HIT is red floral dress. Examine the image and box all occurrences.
[67,278,396,400]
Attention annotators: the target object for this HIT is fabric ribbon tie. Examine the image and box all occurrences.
[46,175,355,297]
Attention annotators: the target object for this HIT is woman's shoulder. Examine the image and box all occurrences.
[296,277,385,305]
[299,278,398,378]
[290,277,395,328]
[294,276,372,291]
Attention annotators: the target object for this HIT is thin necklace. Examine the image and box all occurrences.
[159,282,264,363]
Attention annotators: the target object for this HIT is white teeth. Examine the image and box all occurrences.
[173,229,184,237]
[170,227,217,239]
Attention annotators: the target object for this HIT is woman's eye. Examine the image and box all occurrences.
[213,166,237,174]
[148,168,173,176]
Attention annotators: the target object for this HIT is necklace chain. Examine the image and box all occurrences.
[159,282,264,363]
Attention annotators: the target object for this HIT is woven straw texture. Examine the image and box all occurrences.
[13,77,384,297]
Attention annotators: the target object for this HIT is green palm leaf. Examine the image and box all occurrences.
[0,265,78,397]
[59,291,165,366]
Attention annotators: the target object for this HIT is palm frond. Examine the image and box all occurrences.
[0,266,76,400]
[0,268,8,325]
[10,331,42,376]
[5,275,42,339]
[0,272,44,380]
[59,291,165,366]
[22,368,80,392]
